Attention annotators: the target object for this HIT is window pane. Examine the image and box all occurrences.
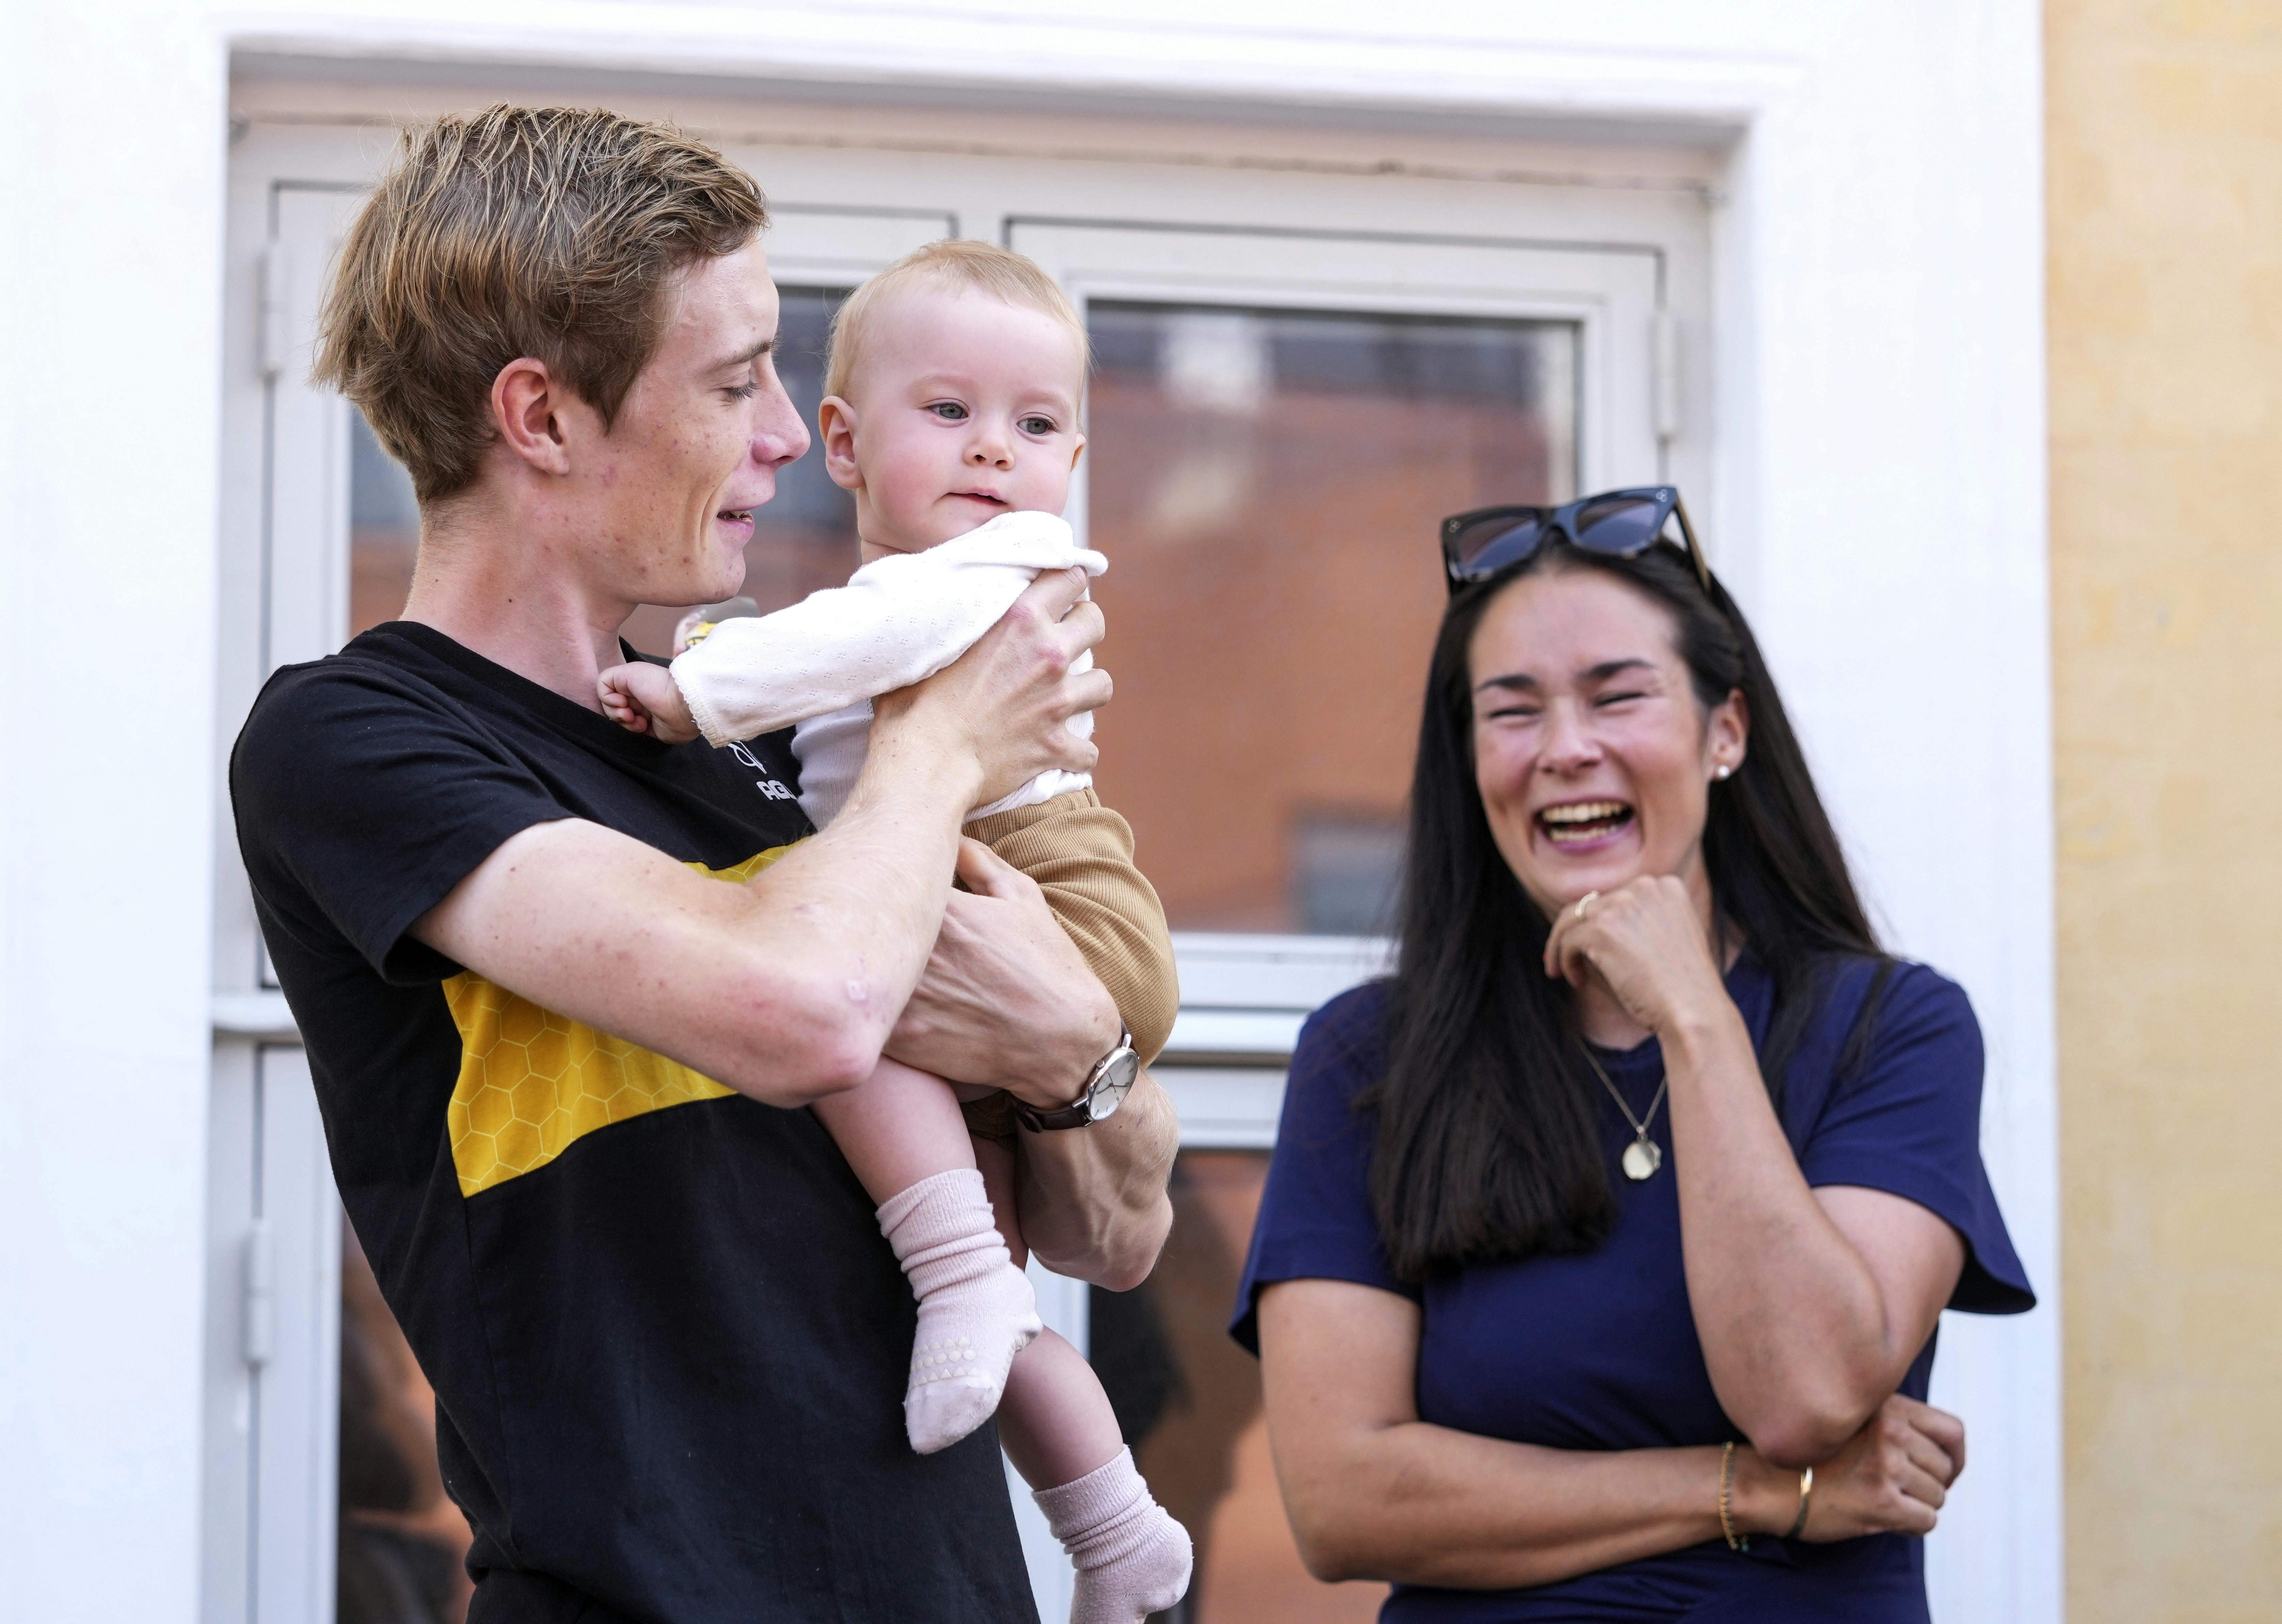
[349,410,420,640]
[1085,302,1578,932]
[348,285,860,652]
[1092,1150,1390,1623]
[340,1225,471,1624]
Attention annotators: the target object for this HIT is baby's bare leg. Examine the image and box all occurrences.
[978,1134,1128,1484]
[998,1327,1122,1489]
[974,1132,1027,1261]
[812,1058,1039,1455]
[1007,1336,1193,1623]
[981,1138,1192,1623]
[811,1055,978,1203]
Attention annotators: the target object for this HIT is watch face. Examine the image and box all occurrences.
[1088,1050,1141,1123]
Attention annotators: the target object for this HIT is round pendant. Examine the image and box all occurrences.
[1622,1137,1664,1181]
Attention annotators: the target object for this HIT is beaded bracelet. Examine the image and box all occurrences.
[1719,1441,1750,1551]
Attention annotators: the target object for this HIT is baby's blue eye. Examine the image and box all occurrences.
[1020,416,1056,435]
[931,402,968,420]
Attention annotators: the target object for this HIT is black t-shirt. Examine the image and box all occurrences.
[230,621,1037,1624]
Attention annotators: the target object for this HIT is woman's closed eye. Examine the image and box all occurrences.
[1482,701,1543,724]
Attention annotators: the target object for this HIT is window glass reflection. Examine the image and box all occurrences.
[1085,301,1579,932]
[1094,1150,1390,1623]
[349,411,420,640]
[340,1227,470,1624]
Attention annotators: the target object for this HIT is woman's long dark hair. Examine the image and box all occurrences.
[1364,541,1887,1282]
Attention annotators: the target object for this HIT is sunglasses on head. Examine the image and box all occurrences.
[1440,486,1712,596]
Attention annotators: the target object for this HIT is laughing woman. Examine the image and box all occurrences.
[1233,490,2033,1623]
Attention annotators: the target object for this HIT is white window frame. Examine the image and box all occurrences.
[1009,213,1682,1127]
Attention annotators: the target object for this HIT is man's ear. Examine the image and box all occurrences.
[818,396,864,492]
[490,357,574,477]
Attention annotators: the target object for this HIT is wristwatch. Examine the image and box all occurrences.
[1013,1026,1139,1131]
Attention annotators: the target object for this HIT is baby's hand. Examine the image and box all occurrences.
[598,661,699,744]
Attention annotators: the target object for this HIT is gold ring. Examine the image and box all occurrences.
[1575,890,1600,922]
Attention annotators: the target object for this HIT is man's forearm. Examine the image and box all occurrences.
[712,732,980,1067]
[415,716,988,1110]
[1014,1071,1178,1290]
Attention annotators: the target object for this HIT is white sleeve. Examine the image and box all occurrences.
[668,513,1105,748]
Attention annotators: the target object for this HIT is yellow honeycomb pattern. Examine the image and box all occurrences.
[443,844,797,1197]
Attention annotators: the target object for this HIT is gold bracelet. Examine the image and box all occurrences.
[1718,1441,1750,1551]
[1786,1465,1814,1540]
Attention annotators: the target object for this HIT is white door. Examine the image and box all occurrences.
[215,104,1701,1624]
[205,180,360,1624]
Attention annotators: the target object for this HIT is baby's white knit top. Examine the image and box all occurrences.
[669,510,1107,830]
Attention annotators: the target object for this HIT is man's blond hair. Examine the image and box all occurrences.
[314,105,768,502]
[824,239,1087,401]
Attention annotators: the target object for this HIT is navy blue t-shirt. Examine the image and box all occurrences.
[1232,952,2033,1624]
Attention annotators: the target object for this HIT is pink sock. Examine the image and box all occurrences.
[877,1169,1040,1455]
[1033,1449,1193,1624]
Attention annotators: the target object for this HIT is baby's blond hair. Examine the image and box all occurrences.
[823,239,1088,401]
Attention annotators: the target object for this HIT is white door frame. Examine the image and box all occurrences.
[209,41,2055,1619]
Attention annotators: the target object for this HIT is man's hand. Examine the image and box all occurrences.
[599,661,700,743]
[887,839,1120,1104]
[872,568,1109,813]
[887,839,1176,1291]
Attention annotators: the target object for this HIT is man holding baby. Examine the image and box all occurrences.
[230,106,1176,1622]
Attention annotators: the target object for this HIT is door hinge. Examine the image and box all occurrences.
[242,1222,275,1367]
[258,241,289,383]
[1652,309,1681,444]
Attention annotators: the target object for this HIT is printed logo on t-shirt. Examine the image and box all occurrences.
[728,741,796,801]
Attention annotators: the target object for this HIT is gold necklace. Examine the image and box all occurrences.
[1581,1046,1670,1181]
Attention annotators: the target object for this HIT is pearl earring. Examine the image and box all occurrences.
[1714,763,1732,781]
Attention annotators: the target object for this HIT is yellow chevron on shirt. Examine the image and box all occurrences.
[444,843,798,1197]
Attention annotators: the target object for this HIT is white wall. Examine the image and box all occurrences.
[0,4,227,1619]
[0,3,2054,1619]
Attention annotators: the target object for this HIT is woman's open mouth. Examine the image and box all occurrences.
[1537,800,1636,847]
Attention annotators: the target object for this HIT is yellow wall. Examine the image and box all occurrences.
[2048,2,2282,1615]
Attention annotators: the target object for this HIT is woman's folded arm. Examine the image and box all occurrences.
[1658,1005,1967,1465]
[1257,1279,1790,1589]
[1260,1277,1968,1590]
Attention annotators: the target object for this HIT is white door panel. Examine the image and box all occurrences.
[217,112,1707,1624]
[263,187,362,677]
[203,1043,341,1624]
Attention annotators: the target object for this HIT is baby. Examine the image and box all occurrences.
[598,241,1191,1624]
